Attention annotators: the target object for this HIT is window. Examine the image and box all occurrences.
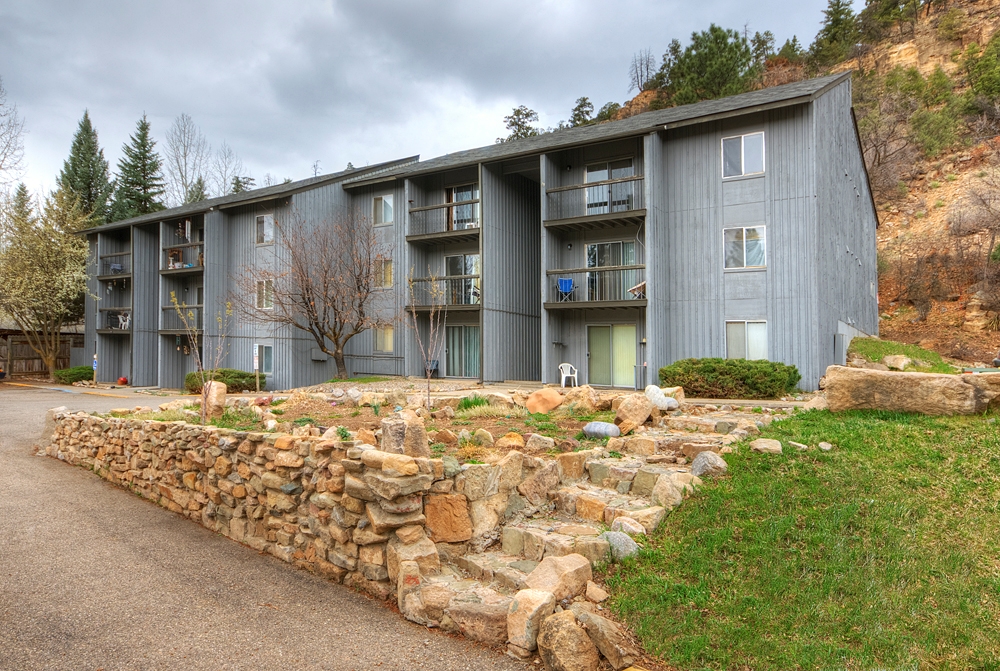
[724,226,766,269]
[374,327,394,353]
[722,132,765,178]
[373,195,393,226]
[255,279,274,309]
[445,254,481,305]
[446,184,479,230]
[585,159,634,215]
[586,240,639,301]
[256,214,274,244]
[254,344,273,374]
[374,257,393,289]
[726,321,767,360]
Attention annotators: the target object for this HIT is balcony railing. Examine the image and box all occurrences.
[161,305,203,331]
[408,275,481,307]
[408,200,481,238]
[545,175,645,222]
[99,253,131,276]
[163,242,204,271]
[546,266,646,304]
[98,308,132,331]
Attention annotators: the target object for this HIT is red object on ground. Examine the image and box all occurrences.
[118,377,128,385]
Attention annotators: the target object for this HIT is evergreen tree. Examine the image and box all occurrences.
[496,106,541,143]
[184,175,209,204]
[660,25,758,106]
[751,30,776,69]
[569,97,594,127]
[777,36,805,62]
[230,175,255,194]
[109,115,166,222]
[595,102,622,122]
[810,0,860,67]
[9,182,33,225]
[56,111,112,227]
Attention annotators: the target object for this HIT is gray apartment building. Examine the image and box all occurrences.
[84,72,878,392]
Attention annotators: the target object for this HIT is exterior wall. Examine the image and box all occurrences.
[132,224,160,386]
[645,132,668,383]
[84,236,99,367]
[813,79,880,370]
[546,307,646,387]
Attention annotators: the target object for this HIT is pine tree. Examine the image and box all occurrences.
[9,182,33,225]
[109,115,166,222]
[569,97,594,127]
[56,111,112,227]
[810,0,859,67]
[185,175,209,204]
[662,25,758,106]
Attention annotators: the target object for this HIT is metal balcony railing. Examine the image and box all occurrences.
[546,266,646,304]
[163,242,204,271]
[99,308,132,331]
[161,305,203,331]
[408,275,481,307]
[99,254,131,276]
[545,175,644,221]
[408,200,480,237]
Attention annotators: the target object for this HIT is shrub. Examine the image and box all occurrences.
[53,365,95,384]
[912,108,959,158]
[184,368,265,393]
[456,394,489,412]
[937,8,966,42]
[658,358,801,399]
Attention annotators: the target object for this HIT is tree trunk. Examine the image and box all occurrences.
[43,352,58,383]
[333,350,349,379]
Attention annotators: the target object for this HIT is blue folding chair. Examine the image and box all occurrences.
[557,278,575,302]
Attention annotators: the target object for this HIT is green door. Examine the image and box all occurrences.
[587,324,635,388]
[587,325,612,386]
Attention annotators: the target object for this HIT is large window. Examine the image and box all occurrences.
[446,184,479,230]
[445,253,481,305]
[722,132,765,178]
[724,226,766,269]
[256,214,274,244]
[254,344,273,374]
[726,321,767,360]
[374,327,394,353]
[585,159,634,215]
[255,279,274,309]
[373,195,393,226]
[374,257,393,289]
[586,240,639,301]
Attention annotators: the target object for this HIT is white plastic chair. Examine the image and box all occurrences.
[559,363,578,388]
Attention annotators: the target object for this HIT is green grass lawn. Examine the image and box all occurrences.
[848,338,957,374]
[607,410,1000,670]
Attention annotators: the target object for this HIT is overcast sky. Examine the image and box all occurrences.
[1,0,844,201]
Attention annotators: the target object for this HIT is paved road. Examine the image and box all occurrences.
[0,383,526,671]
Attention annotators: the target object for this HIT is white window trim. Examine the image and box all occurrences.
[721,132,766,179]
[255,213,275,245]
[723,225,767,270]
[725,320,768,360]
[255,279,274,310]
[253,343,273,375]
[373,195,393,227]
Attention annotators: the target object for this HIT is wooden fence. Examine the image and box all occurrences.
[0,334,84,378]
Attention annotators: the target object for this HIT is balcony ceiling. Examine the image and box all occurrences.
[544,208,646,232]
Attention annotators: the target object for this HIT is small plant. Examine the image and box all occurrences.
[351,410,361,417]
[53,366,94,384]
[372,402,382,417]
[456,394,489,412]
[946,173,958,181]
[293,417,317,426]
[456,403,528,420]
[915,211,926,219]
[935,199,945,208]
[929,180,941,189]
[608,450,623,459]
[452,419,472,426]
[184,368,265,394]
[270,408,284,415]
[430,442,446,455]
[271,398,287,406]
[211,407,261,431]
[336,426,351,440]
[978,171,988,178]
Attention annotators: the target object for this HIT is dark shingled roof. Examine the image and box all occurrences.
[88,155,419,233]
[344,72,850,187]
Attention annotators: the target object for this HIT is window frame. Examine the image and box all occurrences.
[255,213,274,245]
[723,225,767,270]
[255,279,274,310]
[446,183,480,230]
[725,320,768,361]
[374,257,393,289]
[373,194,394,227]
[374,326,394,353]
[721,132,766,179]
[253,343,273,375]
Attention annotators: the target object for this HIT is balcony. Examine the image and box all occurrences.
[407,276,481,311]
[160,304,203,332]
[97,253,132,279]
[407,200,481,246]
[544,266,646,310]
[97,307,132,334]
[161,242,204,275]
[545,175,645,231]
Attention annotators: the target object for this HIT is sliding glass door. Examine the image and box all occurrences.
[587,324,636,388]
[446,325,480,378]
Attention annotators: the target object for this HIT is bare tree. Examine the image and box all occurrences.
[0,76,25,184]
[854,74,919,200]
[628,48,656,93]
[232,209,393,379]
[966,142,1000,285]
[210,142,244,196]
[406,269,448,409]
[164,113,211,206]
[170,292,232,424]
[312,160,322,177]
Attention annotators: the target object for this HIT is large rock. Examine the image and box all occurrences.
[614,394,653,435]
[823,365,995,415]
[495,432,526,449]
[610,516,646,535]
[644,385,679,411]
[445,600,510,646]
[455,463,500,501]
[750,438,783,454]
[599,531,639,560]
[537,610,600,671]
[524,553,592,601]
[517,461,561,506]
[363,472,433,500]
[882,355,912,370]
[507,589,555,651]
[424,493,473,542]
[525,433,556,452]
[563,385,602,413]
[380,410,430,457]
[526,388,564,414]
[204,381,227,420]
[365,502,425,534]
[690,451,728,477]
[386,535,441,581]
[651,474,683,509]
[576,610,640,671]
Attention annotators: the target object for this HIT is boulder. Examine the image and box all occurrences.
[576,610,640,671]
[526,388,564,414]
[524,553,592,601]
[495,432,526,449]
[434,428,458,444]
[750,438,783,454]
[445,600,510,646]
[599,531,639,561]
[381,453,419,477]
[610,516,646,535]
[204,381,227,420]
[456,463,500,501]
[525,433,556,452]
[386,535,441,581]
[690,451,728,478]
[424,493,473,542]
[823,365,994,415]
[614,394,653,435]
[585,581,609,603]
[517,461,561,506]
[882,354,912,370]
[537,610,600,671]
[581,421,620,438]
[507,589,555,651]
[563,385,602,413]
[473,428,494,446]
[365,502,425,534]
[644,385,680,411]
[651,475,683,509]
[803,395,829,411]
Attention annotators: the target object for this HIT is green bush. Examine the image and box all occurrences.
[911,107,959,158]
[937,7,966,42]
[658,358,800,399]
[456,394,488,412]
[184,368,265,393]
[53,365,95,384]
